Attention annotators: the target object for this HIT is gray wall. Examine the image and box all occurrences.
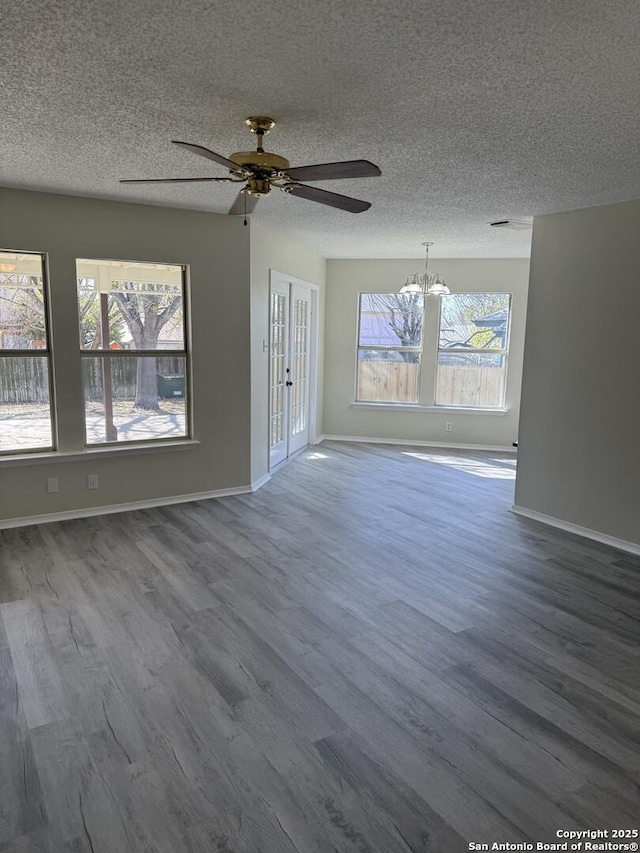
[0,188,252,521]
[323,258,529,447]
[515,200,640,545]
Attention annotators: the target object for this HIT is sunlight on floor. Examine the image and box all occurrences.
[0,412,186,450]
[490,456,517,467]
[305,451,329,460]
[401,451,517,479]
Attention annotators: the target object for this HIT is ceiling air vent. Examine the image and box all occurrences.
[490,219,533,230]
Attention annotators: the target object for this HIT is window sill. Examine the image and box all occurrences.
[0,439,201,468]
[350,403,509,416]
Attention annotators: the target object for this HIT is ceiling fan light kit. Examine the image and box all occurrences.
[121,116,381,218]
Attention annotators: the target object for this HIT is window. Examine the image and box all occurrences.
[77,259,189,445]
[0,250,54,453]
[355,290,511,409]
[436,293,511,408]
[356,293,424,403]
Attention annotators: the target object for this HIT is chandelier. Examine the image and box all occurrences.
[399,241,450,295]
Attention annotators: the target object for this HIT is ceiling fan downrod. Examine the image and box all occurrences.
[245,116,276,153]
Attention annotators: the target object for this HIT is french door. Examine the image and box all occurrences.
[270,277,313,469]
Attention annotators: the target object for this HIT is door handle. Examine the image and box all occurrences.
[285,380,293,387]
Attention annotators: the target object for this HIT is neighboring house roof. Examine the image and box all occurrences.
[441,310,509,348]
[359,311,406,347]
[473,309,509,334]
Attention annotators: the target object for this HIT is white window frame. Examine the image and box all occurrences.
[435,292,512,410]
[354,290,513,411]
[0,250,56,455]
[355,292,425,405]
[0,252,199,465]
[77,259,192,448]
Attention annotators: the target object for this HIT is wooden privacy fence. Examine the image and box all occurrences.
[0,358,50,403]
[357,361,420,403]
[436,363,504,407]
[357,361,504,406]
[0,357,183,403]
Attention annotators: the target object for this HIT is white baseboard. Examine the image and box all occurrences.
[0,485,254,531]
[251,473,271,492]
[318,434,517,453]
[510,505,640,557]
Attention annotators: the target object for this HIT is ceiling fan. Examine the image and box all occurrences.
[121,116,381,217]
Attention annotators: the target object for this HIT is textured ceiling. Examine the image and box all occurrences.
[2,0,640,258]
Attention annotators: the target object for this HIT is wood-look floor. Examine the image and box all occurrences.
[1,441,639,852]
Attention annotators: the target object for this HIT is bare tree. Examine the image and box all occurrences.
[438,293,510,366]
[363,293,423,362]
[111,292,182,410]
[0,275,46,345]
[78,291,126,349]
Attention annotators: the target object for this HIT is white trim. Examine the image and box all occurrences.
[354,290,514,410]
[269,269,321,294]
[319,435,516,452]
[0,483,253,531]
[308,287,320,446]
[314,434,328,444]
[251,473,271,491]
[288,445,310,462]
[0,439,201,468]
[267,444,310,475]
[268,270,320,471]
[350,402,508,415]
[510,505,640,557]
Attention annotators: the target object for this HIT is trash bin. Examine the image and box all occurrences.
[156,374,185,398]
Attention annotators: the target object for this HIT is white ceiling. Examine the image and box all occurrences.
[3,0,640,258]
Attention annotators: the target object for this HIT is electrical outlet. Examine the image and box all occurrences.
[445,422,453,432]
[47,477,59,494]
[87,474,99,490]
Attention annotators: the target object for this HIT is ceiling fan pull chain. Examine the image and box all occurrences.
[244,189,247,225]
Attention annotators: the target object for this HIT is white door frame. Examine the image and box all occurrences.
[269,270,320,471]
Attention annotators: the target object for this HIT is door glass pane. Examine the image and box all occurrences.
[270,292,286,448]
[291,297,309,435]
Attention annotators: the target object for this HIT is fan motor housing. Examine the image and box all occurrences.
[246,178,272,197]
[229,150,290,172]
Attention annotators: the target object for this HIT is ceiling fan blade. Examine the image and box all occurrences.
[228,190,260,216]
[284,160,381,182]
[172,140,243,173]
[120,177,233,184]
[286,184,371,213]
